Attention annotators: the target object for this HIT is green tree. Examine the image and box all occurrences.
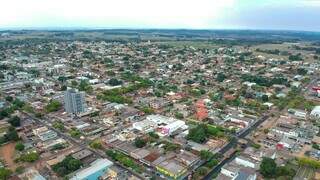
[15,166,25,174]
[12,99,25,109]
[45,100,62,112]
[5,96,13,102]
[5,127,19,141]
[261,95,269,102]
[216,73,226,82]
[15,142,25,151]
[71,80,78,87]
[134,137,146,148]
[141,106,154,114]
[60,85,67,91]
[69,128,81,138]
[196,167,208,176]
[174,112,184,119]
[89,140,102,149]
[19,151,39,162]
[51,156,82,177]
[206,159,219,168]
[67,159,83,171]
[200,150,214,161]
[276,165,296,178]
[148,132,159,139]
[79,80,93,93]
[0,168,12,180]
[53,121,65,131]
[108,78,123,86]
[8,116,21,127]
[260,157,277,178]
[187,124,208,143]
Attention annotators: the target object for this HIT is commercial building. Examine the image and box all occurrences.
[70,158,113,180]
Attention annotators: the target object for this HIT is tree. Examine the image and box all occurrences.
[260,157,277,178]
[106,70,115,76]
[251,143,261,149]
[163,141,180,152]
[69,128,81,138]
[8,116,21,127]
[51,156,82,177]
[19,151,39,162]
[67,159,83,171]
[141,106,154,114]
[0,168,12,180]
[297,157,320,169]
[5,96,13,102]
[148,132,159,139]
[175,112,184,119]
[15,142,25,151]
[276,165,296,178]
[89,140,102,149]
[312,143,320,150]
[60,85,67,91]
[53,121,65,131]
[15,166,25,174]
[196,167,208,176]
[187,124,208,143]
[71,80,78,87]
[200,150,214,161]
[206,159,219,168]
[58,76,67,82]
[45,100,62,112]
[79,80,93,93]
[261,95,269,102]
[5,127,19,141]
[297,68,308,75]
[134,137,146,148]
[12,99,25,109]
[216,73,226,82]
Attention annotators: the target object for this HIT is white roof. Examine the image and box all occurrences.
[70,159,113,180]
[146,114,177,124]
[311,106,320,115]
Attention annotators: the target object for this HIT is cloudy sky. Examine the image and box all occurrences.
[0,0,320,31]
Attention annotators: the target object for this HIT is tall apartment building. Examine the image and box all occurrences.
[64,88,86,114]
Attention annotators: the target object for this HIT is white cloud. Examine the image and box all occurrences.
[301,0,320,6]
[0,0,235,28]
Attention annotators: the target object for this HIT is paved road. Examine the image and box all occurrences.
[202,77,319,180]
[202,115,269,180]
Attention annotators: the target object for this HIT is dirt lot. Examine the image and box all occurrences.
[0,142,17,170]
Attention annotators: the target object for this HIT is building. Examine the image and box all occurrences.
[311,106,320,120]
[134,115,188,136]
[219,160,257,180]
[38,130,57,141]
[156,159,187,179]
[195,99,208,121]
[18,168,46,180]
[70,158,113,180]
[64,88,86,114]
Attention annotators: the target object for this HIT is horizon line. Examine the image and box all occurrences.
[0,27,320,33]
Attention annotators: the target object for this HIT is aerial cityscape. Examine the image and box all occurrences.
[1,1,320,180]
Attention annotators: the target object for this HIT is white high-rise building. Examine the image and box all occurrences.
[64,88,86,114]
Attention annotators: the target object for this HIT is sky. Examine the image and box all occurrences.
[0,0,320,31]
